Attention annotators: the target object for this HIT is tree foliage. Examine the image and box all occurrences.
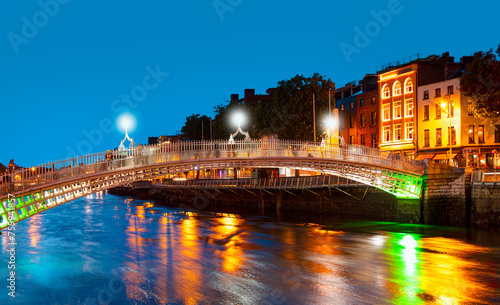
[255,73,335,141]
[181,114,212,140]
[460,44,500,118]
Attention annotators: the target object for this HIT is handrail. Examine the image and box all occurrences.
[0,140,425,197]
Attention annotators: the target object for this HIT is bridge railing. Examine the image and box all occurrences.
[156,175,363,189]
[0,140,425,197]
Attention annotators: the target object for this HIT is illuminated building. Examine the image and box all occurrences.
[377,52,464,158]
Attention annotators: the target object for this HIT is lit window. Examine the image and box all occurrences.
[394,101,402,119]
[393,81,402,96]
[383,104,390,121]
[404,78,414,93]
[468,100,474,116]
[405,99,414,117]
[341,104,344,111]
[449,127,456,145]
[383,126,391,142]
[360,114,365,126]
[394,124,402,141]
[405,122,414,140]
[436,128,442,146]
[350,102,354,109]
[360,134,365,146]
[382,85,390,99]
[468,125,475,144]
[423,105,429,121]
[478,125,484,143]
[423,90,429,100]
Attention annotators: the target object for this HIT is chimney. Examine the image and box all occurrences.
[230,94,239,102]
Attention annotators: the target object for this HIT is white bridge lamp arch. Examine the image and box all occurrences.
[229,111,250,143]
[322,110,345,146]
[117,113,137,150]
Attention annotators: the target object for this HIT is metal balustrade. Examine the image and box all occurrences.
[0,140,425,198]
[156,175,366,190]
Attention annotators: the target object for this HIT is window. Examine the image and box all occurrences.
[436,128,442,146]
[435,104,441,119]
[404,78,414,94]
[349,116,354,128]
[372,133,377,148]
[341,117,345,129]
[435,88,441,97]
[405,122,414,140]
[349,135,354,144]
[371,111,376,125]
[383,104,390,121]
[382,85,390,99]
[423,105,429,121]
[449,127,456,145]
[405,99,414,117]
[448,85,454,95]
[394,101,402,119]
[360,114,365,126]
[350,102,354,109]
[468,100,474,116]
[423,90,429,100]
[468,125,475,144]
[424,130,430,147]
[383,126,391,142]
[341,104,344,111]
[361,134,365,146]
[360,99,365,106]
[478,125,484,143]
[371,97,376,104]
[394,124,402,141]
[393,81,402,96]
[495,125,500,143]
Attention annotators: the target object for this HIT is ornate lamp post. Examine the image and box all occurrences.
[229,112,250,143]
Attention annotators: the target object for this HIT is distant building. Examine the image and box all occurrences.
[230,88,275,105]
[148,134,182,145]
[335,75,377,146]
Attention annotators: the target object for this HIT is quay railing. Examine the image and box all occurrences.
[0,140,425,197]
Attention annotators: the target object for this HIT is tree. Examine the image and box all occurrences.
[255,73,335,141]
[460,44,500,118]
[181,114,212,140]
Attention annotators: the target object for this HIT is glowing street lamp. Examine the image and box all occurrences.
[116,113,137,150]
[323,111,345,146]
[229,111,250,143]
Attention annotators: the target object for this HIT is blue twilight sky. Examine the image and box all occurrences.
[0,0,498,166]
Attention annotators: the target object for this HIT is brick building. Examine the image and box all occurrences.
[377,52,464,158]
[230,88,275,105]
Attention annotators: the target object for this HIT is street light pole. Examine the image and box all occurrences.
[313,93,316,145]
[441,94,453,166]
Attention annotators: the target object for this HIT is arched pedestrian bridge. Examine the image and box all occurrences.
[0,140,425,229]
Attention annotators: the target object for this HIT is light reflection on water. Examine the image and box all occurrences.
[0,193,499,305]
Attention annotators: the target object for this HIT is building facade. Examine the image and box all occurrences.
[356,75,379,148]
[378,63,418,157]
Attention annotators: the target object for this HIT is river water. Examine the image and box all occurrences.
[1,192,499,304]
